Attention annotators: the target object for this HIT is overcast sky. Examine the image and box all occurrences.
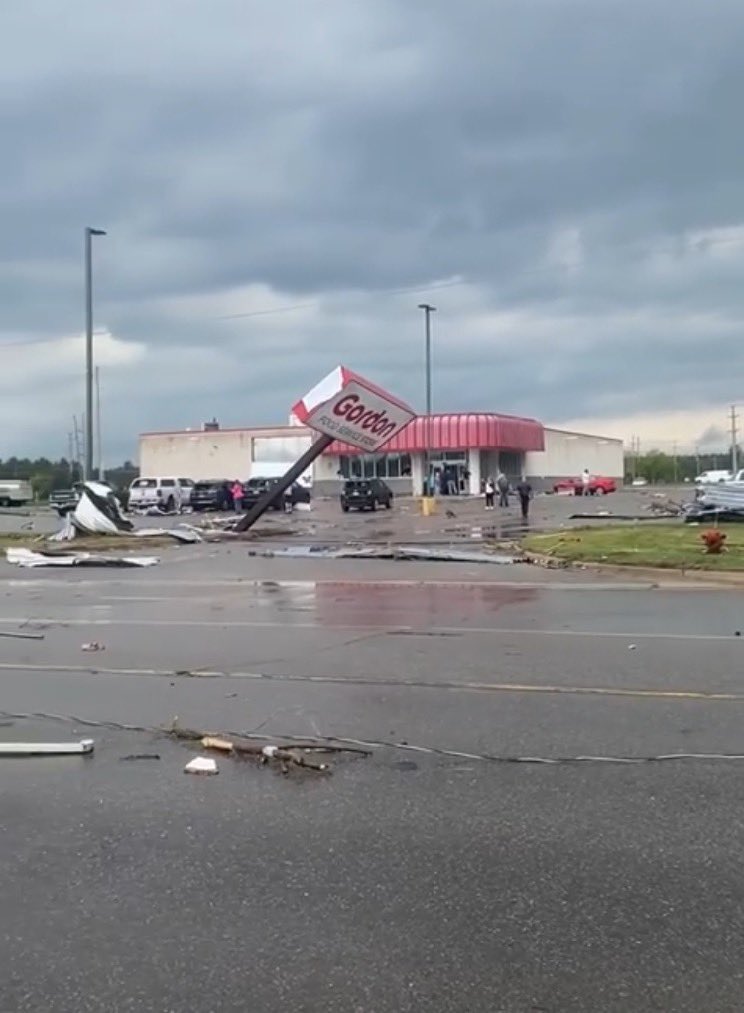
[3,0,744,462]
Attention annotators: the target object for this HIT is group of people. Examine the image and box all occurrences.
[484,471,533,519]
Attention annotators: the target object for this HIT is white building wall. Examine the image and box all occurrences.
[525,428,624,484]
[313,453,342,483]
[139,428,313,481]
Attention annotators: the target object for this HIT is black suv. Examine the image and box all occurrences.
[191,479,231,512]
[340,479,393,512]
[243,477,311,511]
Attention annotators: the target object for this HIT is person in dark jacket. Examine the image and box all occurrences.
[496,471,510,508]
[516,477,532,521]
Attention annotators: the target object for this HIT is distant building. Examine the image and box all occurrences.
[139,410,623,494]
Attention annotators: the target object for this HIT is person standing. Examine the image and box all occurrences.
[581,469,591,496]
[496,471,509,508]
[484,477,496,510]
[231,479,244,513]
[516,477,532,521]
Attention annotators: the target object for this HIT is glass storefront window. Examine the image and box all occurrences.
[338,453,413,480]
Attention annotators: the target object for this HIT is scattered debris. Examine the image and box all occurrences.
[0,738,94,756]
[49,481,203,543]
[0,630,45,641]
[184,756,219,775]
[169,719,368,775]
[7,548,159,568]
[135,526,202,544]
[81,641,106,652]
[256,544,521,564]
[51,481,134,538]
[201,736,234,753]
[119,753,161,761]
[568,512,677,521]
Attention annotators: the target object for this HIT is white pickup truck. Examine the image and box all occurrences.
[0,479,33,506]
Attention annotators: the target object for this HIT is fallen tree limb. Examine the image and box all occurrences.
[164,718,370,774]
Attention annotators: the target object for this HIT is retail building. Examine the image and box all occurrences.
[139,411,623,495]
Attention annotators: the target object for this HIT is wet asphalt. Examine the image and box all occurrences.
[2,542,744,1011]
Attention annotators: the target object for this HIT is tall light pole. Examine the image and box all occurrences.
[418,303,436,495]
[85,226,106,480]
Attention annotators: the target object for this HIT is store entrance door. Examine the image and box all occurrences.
[429,453,468,495]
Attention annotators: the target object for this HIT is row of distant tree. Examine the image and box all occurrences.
[0,450,738,498]
[0,458,138,500]
[626,450,737,484]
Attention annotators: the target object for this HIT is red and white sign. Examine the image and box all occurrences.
[292,366,415,452]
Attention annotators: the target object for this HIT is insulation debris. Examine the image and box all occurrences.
[6,548,159,568]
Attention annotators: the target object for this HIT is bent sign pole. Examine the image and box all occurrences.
[234,433,333,532]
[234,366,415,533]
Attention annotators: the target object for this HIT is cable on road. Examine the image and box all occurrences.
[2,709,744,767]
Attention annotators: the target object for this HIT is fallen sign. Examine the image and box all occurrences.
[235,366,414,533]
[6,548,159,568]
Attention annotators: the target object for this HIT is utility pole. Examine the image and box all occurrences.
[95,366,103,480]
[731,404,738,476]
[84,226,106,480]
[72,415,82,470]
[418,303,436,495]
[672,441,678,484]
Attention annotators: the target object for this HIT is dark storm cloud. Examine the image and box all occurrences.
[2,0,744,455]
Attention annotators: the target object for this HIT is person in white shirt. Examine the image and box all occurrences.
[581,469,591,496]
[484,477,496,510]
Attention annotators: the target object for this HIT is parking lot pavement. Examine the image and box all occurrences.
[2,547,744,1011]
[0,483,694,543]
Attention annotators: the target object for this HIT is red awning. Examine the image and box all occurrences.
[326,412,544,455]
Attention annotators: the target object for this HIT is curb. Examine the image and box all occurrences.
[522,551,744,588]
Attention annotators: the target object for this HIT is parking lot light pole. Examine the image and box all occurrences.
[418,303,436,495]
[85,227,106,481]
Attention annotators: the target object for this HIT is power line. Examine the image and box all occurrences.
[216,278,467,321]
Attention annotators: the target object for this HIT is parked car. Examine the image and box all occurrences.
[340,478,394,512]
[242,477,311,511]
[695,470,731,484]
[191,479,231,512]
[128,477,194,512]
[0,479,33,507]
[553,475,617,496]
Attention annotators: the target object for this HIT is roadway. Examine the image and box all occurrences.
[1,545,743,1011]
